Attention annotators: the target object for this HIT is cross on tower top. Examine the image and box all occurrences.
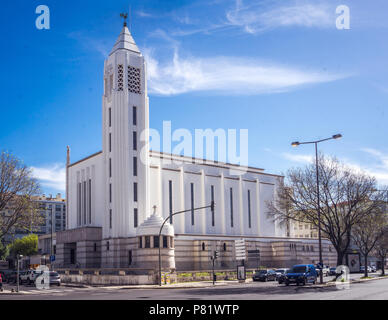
[120,13,128,27]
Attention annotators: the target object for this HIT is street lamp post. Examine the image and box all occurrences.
[158,201,215,286]
[291,134,342,284]
[17,254,23,292]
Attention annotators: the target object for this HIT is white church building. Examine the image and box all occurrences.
[55,23,337,272]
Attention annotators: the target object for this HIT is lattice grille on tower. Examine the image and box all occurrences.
[117,65,124,91]
[128,66,141,94]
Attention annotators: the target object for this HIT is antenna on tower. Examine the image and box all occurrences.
[120,12,128,27]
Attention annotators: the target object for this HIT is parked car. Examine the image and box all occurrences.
[284,264,318,286]
[252,269,277,282]
[360,266,372,273]
[276,269,290,284]
[328,267,338,276]
[6,271,18,284]
[20,270,43,285]
[49,271,61,286]
[316,264,330,277]
[370,266,377,273]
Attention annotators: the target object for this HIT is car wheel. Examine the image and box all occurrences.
[28,279,32,285]
[57,283,61,287]
[285,281,289,286]
[264,277,267,282]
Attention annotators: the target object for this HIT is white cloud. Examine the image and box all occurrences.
[282,152,314,164]
[281,148,388,185]
[226,0,334,34]
[145,50,346,96]
[137,10,154,18]
[31,164,66,192]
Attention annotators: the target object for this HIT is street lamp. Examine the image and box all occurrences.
[291,133,342,284]
[17,254,23,292]
[158,201,215,286]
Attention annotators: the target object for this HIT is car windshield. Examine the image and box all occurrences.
[290,266,307,273]
[276,269,285,273]
[49,272,59,276]
[256,270,267,274]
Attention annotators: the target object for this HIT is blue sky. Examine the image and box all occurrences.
[1,0,388,195]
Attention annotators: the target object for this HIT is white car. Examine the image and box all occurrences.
[316,265,330,276]
[20,270,43,285]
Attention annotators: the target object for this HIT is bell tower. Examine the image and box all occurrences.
[102,16,150,242]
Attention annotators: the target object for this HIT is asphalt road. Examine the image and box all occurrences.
[1,275,387,300]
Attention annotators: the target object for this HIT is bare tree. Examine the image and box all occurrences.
[0,151,42,240]
[352,202,387,277]
[268,154,387,266]
[373,226,388,276]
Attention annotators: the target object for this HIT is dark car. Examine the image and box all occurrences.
[6,271,23,284]
[252,269,277,282]
[284,264,317,286]
[328,267,337,276]
[276,269,290,284]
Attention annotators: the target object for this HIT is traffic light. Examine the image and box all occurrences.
[214,250,219,259]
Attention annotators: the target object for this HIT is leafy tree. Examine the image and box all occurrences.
[0,240,9,260]
[0,151,42,240]
[9,234,38,257]
[268,155,388,266]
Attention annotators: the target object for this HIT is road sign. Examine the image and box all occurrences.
[235,239,246,260]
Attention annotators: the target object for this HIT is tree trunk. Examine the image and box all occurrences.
[364,254,368,278]
[336,250,344,267]
[382,256,385,276]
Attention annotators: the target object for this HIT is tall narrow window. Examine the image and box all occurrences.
[117,64,124,91]
[109,209,112,229]
[88,179,92,224]
[133,157,137,176]
[139,237,142,248]
[169,180,173,224]
[109,133,112,152]
[83,181,86,225]
[109,158,112,178]
[134,182,138,202]
[109,183,112,203]
[77,182,81,226]
[211,185,215,227]
[134,208,138,228]
[154,236,159,248]
[133,131,137,150]
[145,236,150,248]
[191,183,194,226]
[163,236,168,248]
[109,107,111,127]
[107,241,110,251]
[133,106,137,126]
[247,190,251,229]
[128,250,132,266]
[230,188,234,228]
